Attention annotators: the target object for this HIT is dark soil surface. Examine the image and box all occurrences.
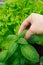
[34,44,43,65]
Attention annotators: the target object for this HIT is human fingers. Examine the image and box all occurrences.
[18,16,31,34]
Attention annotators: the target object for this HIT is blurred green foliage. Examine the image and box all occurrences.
[0,0,43,37]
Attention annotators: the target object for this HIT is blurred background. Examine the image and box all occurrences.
[0,0,5,2]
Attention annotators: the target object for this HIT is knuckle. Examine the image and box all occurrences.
[29,27,35,34]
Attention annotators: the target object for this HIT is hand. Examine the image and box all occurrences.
[18,13,43,39]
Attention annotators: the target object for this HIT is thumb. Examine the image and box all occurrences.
[24,28,34,40]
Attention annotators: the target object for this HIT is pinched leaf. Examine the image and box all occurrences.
[18,38,28,44]
[19,30,27,38]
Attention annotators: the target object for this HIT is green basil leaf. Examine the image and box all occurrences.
[0,63,6,65]
[8,42,18,58]
[21,44,39,64]
[0,49,8,62]
[19,30,27,38]
[18,38,28,44]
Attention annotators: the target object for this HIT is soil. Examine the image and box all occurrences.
[33,44,43,65]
